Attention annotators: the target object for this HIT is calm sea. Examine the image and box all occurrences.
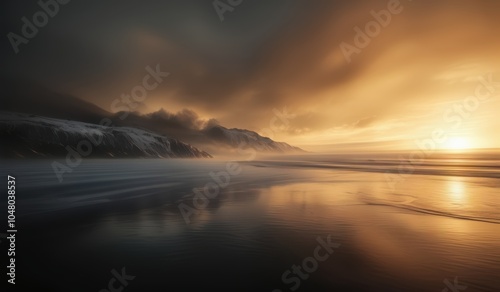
[2,152,499,291]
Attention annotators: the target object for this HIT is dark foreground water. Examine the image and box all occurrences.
[1,152,500,291]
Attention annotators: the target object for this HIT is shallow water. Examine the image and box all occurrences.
[2,153,500,291]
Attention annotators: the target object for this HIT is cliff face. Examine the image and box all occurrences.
[0,112,212,158]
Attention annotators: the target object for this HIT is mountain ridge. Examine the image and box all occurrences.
[0,112,212,159]
[1,79,304,154]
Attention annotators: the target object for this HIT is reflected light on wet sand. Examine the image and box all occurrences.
[447,178,468,204]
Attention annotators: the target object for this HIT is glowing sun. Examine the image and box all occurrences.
[445,137,471,150]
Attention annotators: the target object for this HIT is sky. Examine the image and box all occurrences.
[2,0,500,151]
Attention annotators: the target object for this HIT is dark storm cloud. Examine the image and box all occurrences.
[1,0,343,110]
[146,108,218,131]
[1,0,302,90]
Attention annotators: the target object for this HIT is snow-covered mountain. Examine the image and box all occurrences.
[0,112,211,158]
[204,125,304,153]
[1,80,304,155]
